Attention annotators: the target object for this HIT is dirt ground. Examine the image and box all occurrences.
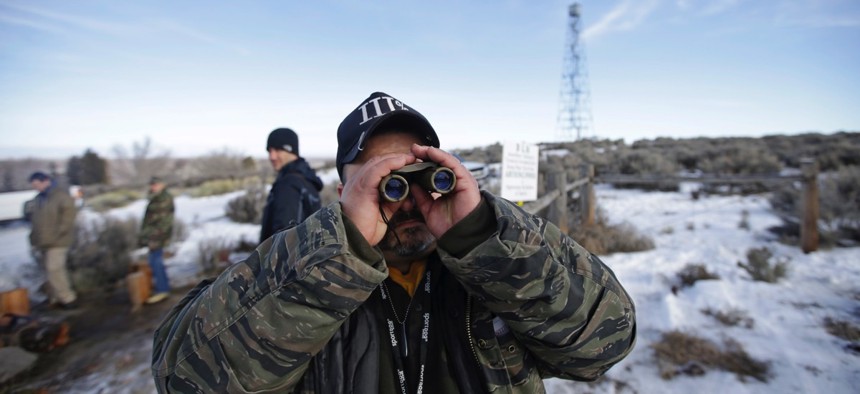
[1,285,189,394]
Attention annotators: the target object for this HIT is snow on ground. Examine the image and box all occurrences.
[1,184,858,393]
[547,184,860,393]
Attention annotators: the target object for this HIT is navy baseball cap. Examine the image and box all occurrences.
[336,92,439,180]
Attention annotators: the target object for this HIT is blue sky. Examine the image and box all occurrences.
[1,0,858,159]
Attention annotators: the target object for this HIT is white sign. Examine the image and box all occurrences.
[500,141,539,202]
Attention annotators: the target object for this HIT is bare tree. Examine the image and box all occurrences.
[188,148,250,179]
[110,137,173,185]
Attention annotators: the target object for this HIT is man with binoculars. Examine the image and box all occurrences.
[152,92,636,393]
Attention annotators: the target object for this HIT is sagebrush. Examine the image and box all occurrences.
[86,189,142,212]
[702,307,754,328]
[226,185,267,224]
[675,264,720,289]
[652,330,769,382]
[67,216,140,292]
[738,247,788,283]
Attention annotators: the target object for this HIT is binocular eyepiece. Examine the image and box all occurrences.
[380,162,457,202]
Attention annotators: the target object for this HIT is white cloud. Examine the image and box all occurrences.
[582,0,662,42]
[1,1,141,36]
[1,2,248,54]
[0,12,66,34]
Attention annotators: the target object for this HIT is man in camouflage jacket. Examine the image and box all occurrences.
[151,92,636,393]
[139,177,175,304]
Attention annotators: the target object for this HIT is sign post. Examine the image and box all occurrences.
[500,141,539,202]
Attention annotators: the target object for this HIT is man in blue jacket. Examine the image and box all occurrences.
[260,128,323,242]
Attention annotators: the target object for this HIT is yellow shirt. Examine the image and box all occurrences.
[387,262,426,297]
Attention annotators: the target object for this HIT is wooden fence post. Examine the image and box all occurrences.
[547,170,569,234]
[581,164,596,226]
[800,159,819,253]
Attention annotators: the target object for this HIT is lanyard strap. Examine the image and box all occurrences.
[379,270,432,394]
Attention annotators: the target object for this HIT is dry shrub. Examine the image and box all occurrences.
[738,209,750,230]
[454,142,503,164]
[737,247,789,283]
[823,317,860,342]
[196,237,235,276]
[702,307,754,328]
[188,149,252,179]
[571,221,654,255]
[189,178,245,197]
[614,150,679,191]
[68,216,140,293]
[652,330,769,382]
[698,142,782,175]
[172,218,188,244]
[86,189,143,212]
[226,184,266,224]
[676,264,720,289]
[567,204,654,255]
[819,166,860,243]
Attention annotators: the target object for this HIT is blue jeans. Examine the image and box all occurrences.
[148,248,170,294]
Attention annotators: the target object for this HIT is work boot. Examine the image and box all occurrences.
[145,293,169,304]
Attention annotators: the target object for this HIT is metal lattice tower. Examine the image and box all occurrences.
[556,3,594,141]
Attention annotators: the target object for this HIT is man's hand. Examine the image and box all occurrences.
[409,144,481,238]
[339,153,417,246]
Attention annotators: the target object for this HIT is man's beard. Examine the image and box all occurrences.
[379,209,436,258]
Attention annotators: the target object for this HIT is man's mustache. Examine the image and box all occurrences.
[387,210,424,227]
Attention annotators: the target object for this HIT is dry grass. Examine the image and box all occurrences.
[652,330,770,382]
[823,317,860,342]
[702,307,755,329]
[572,221,655,255]
[737,247,789,283]
[676,264,720,289]
[86,189,143,212]
[188,178,246,197]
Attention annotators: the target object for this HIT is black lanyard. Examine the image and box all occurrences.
[379,270,432,394]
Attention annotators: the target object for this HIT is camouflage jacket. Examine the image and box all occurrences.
[139,189,175,250]
[151,192,636,393]
[29,184,77,249]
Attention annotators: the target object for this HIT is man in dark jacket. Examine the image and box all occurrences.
[260,127,323,242]
[28,171,78,309]
[139,177,174,304]
[152,92,636,393]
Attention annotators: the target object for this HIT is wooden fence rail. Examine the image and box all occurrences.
[523,160,820,253]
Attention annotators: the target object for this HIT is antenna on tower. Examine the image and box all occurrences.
[556,3,594,141]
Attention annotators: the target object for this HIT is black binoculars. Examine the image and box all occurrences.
[379,162,457,202]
